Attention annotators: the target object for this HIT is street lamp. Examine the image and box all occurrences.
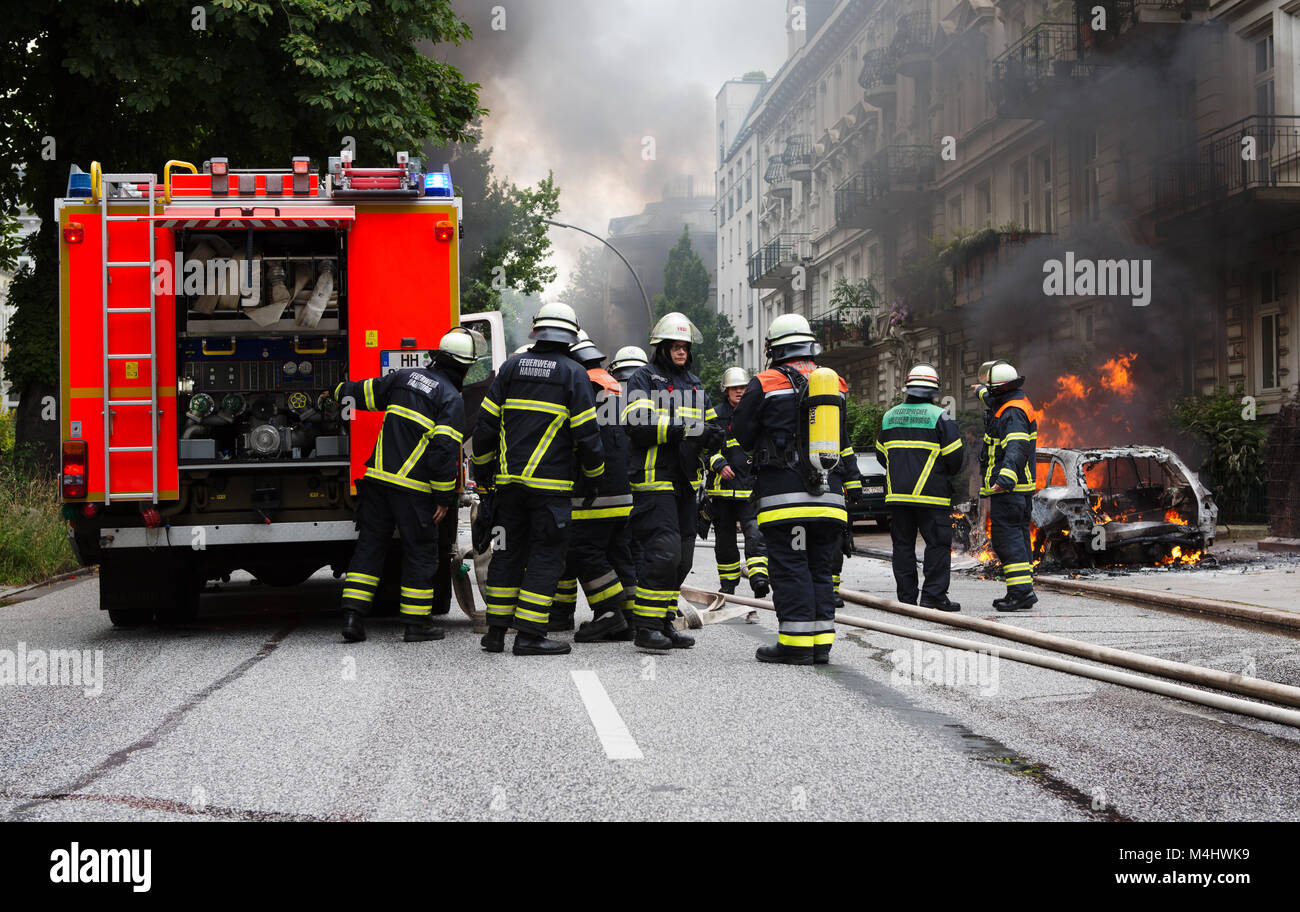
[542,218,655,326]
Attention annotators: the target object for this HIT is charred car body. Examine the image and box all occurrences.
[1030,446,1217,566]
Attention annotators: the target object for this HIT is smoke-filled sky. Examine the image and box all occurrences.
[440,0,789,297]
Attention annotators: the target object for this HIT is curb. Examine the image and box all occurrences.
[1035,575,1300,632]
[0,567,94,603]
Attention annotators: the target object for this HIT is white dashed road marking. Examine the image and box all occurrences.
[571,670,643,760]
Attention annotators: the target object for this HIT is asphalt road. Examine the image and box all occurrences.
[2,531,1299,822]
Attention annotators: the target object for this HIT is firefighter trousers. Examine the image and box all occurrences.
[483,486,574,635]
[762,520,840,660]
[712,497,768,588]
[890,505,953,604]
[629,490,697,628]
[555,518,635,621]
[989,493,1034,595]
[341,480,439,619]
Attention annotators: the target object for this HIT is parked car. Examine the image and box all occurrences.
[850,452,890,529]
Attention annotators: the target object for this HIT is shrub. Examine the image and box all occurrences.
[1168,388,1269,523]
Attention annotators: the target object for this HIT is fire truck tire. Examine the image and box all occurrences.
[100,557,158,627]
[157,570,203,626]
[107,608,154,628]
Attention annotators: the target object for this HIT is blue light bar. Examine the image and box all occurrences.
[424,169,453,197]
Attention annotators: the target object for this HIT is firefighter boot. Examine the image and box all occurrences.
[997,591,1039,613]
[481,626,507,653]
[604,606,637,642]
[920,596,962,612]
[574,609,628,643]
[751,576,770,599]
[513,632,572,656]
[404,620,446,642]
[719,580,737,595]
[662,613,695,649]
[813,644,831,665]
[756,643,814,666]
[634,625,674,653]
[342,609,367,643]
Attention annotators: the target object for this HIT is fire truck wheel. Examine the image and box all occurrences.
[100,556,158,627]
[157,571,203,626]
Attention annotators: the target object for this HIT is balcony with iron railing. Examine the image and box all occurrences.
[764,155,793,200]
[893,10,933,79]
[948,229,1055,308]
[870,144,935,205]
[784,134,814,182]
[1150,115,1300,226]
[835,171,879,231]
[811,304,875,363]
[859,46,898,108]
[747,234,811,288]
[991,22,1093,119]
[1076,0,1209,58]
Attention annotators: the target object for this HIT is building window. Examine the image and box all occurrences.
[1074,132,1100,222]
[1034,149,1053,233]
[1255,33,1274,117]
[947,194,963,232]
[748,299,754,328]
[1260,269,1281,390]
[1012,160,1030,228]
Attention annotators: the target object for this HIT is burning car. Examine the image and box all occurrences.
[1030,446,1217,567]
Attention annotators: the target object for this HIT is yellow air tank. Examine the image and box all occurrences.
[808,367,843,472]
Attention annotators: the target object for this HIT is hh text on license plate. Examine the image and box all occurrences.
[381,350,433,375]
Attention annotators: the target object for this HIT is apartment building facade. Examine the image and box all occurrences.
[718,0,1299,418]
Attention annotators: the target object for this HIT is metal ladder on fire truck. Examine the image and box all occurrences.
[98,168,160,505]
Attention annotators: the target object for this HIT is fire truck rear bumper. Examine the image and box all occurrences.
[98,521,359,550]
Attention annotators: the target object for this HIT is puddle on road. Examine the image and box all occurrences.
[733,623,1128,821]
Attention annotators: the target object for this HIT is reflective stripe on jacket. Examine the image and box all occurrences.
[335,367,465,504]
[979,392,1037,495]
[471,348,604,493]
[730,359,861,527]
[621,362,719,494]
[705,399,755,499]
[874,399,963,507]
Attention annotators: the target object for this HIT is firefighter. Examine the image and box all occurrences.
[545,332,639,643]
[875,363,964,611]
[621,313,725,653]
[609,346,649,383]
[732,314,862,665]
[707,367,769,597]
[976,360,1038,612]
[471,303,605,655]
[337,329,473,643]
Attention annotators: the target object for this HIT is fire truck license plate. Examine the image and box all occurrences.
[381,350,434,375]
[864,486,884,495]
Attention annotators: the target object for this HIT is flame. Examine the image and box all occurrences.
[1035,354,1138,448]
[1164,509,1188,526]
[1157,545,1203,566]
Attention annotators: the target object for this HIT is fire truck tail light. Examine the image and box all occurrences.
[292,157,310,175]
[210,158,229,176]
[63,222,84,244]
[435,221,455,242]
[62,441,88,500]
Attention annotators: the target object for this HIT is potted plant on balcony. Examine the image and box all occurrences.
[825,276,880,348]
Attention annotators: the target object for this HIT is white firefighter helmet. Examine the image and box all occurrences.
[905,362,941,391]
[530,302,581,343]
[721,367,748,390]
[610,345,648,372]
[437,327,480,366]
[570,329,606,365]
[982,359,1023,391]
[649,312,704,345]
[765,312,820,361]
[513,344,533,355]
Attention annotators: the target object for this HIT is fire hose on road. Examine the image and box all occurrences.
[679,585,1300,729]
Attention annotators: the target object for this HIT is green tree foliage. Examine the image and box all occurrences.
[557,245,610,328]
[845,397,886,450]
[1169,388,1269,522]
[654,227,737,392]
[444,127,560,315]
[2,0,484,456]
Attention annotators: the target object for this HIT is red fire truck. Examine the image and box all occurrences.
[56,151,504,626]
